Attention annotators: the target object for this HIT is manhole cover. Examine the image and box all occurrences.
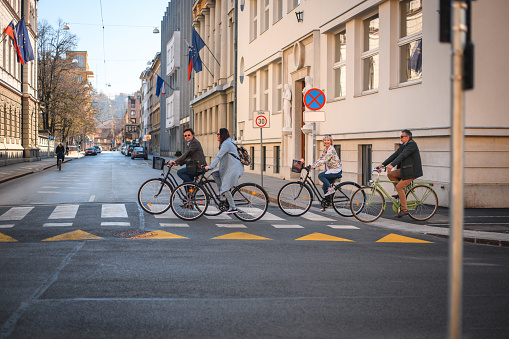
[114,230,154,238]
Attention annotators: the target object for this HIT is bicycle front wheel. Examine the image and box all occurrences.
[277,182,312,216]
[406,185,438,221]
[351,187,385,222]
[203,179,222,216]
[232,183,269,222]
[170,183,208,221]
[138,179,172,214]
[332,182,362,217]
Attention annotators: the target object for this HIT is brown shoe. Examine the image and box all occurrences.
[394,210,409,218]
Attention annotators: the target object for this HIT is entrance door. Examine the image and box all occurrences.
[361,144,372,186]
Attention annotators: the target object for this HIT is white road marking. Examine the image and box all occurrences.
[216,224,247,228]
[272,224,304,228]
[0,224,14,228]
[101,222,131,226]
[328,225,360,229]
[301,212,335,221]
[37,191,61,194]
[48,205,79,219]
[89,195,95,202]
[205,214,232,220]
[43,223,73,227]
[154,208,179,218]
[159,223,189,227]
[0,207,34,221]
[101,204,128,218]
[260,212,285,221]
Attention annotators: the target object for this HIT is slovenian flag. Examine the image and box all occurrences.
[3,21,24,64]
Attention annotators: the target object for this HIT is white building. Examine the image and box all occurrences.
[237,0,509,208]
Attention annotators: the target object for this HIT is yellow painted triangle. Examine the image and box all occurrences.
[376,233,433,243]
[0,232,18,242]
[295,232,354,242]
[131,230,188,239]
[212,232,271,240]
[42,230,103,242]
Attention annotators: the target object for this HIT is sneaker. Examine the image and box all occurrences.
[324,187,335,196]
[225,208,238,214]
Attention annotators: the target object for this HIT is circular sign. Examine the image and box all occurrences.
[255,115,268,128]
[304,88,326,111]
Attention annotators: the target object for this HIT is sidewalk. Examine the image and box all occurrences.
[0,151,84,184]
[1,152,508,246]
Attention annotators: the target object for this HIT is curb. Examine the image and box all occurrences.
[0,158,77,184]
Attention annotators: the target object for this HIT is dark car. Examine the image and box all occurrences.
[85,147,97,156]
[131,147,148,160]
[126,144,140,156]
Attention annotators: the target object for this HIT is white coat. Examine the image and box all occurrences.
[208,137,244,194]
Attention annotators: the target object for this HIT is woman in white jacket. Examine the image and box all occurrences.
[205,128,244,214]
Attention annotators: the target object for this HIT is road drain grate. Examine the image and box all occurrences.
[114,230,156,239]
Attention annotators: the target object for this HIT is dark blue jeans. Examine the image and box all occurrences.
[318,171,342,193]
[177,167,195,183]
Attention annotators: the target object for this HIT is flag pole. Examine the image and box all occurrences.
[184,38,214,77]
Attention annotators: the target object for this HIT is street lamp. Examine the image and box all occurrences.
[295,11,303,23]
[153,27,160,34]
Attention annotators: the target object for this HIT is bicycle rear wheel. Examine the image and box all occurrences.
[57,159,62,171]
[332,182,362,217]
[170,183,208,221]
[138,179,172,214]
[277,182,312,216]
[203,179,222,216]
[406,185,438,221]
[351,187,385,222]
[232,183,269,222]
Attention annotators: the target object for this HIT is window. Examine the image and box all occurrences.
[288,0,300,12]
[250,74,257,119]
[274,62,282,113]
[362,14,379,91]
[131,99,136,108]
[274,0,283,23]
[131,110,135,116]
[333,30,346,98]
[262,146,266,171]
[262,69,269,111]
[334,145,341,160]
[250,146,255,170]
[262,0,270,32]
[399,0,422,83]
[251,0,258,40]
[274,146,280,173]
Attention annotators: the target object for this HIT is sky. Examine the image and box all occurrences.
[38,0,170,97]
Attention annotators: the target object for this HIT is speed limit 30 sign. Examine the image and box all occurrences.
[253,111,270,128]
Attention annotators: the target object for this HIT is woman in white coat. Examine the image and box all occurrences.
[205,128,244,214]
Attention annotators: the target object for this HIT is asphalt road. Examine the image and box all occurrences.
[1,152,508,338]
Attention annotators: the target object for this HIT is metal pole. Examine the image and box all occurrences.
[449,1,467,338]
[312,123,316,180]
[260,127,263,187]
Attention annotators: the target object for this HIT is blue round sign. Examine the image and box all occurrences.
[304,88,326,111]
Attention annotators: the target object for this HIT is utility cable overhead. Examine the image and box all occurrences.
[99,0,107,86]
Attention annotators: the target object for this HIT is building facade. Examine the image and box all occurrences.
[140,53,162,155]
[237,0,509,208]
[160,0,194,157]
[190,0,237,163]
[124,92,141,143]
[0,0,39,166]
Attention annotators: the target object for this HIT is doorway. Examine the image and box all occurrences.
[361,144,372,186]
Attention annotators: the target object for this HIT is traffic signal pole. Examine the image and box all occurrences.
[449,1,469,338]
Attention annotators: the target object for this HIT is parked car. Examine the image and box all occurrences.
[126,144,140,156]
[85,147,97,156]
[93,145,102,153]
[131,147,148,160]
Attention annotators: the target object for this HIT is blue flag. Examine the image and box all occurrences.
[409,39,422,73]
[15,18,34,64]
[191,28,205,73]
[156,75,165,97]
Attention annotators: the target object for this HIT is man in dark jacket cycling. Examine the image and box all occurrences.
[55,142,65,163]
[378,129,423,218]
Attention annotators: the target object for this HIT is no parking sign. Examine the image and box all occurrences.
[304,88,326,111]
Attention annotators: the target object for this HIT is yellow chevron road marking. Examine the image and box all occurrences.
[295,232,354,242]
[130,230,188,239]
[376,233,433,243]
[0,232,17,242]
[212,232,272,240]
[42,230,103,242]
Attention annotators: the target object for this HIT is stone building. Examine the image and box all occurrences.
[160,0,194,157]
[190,0,237,163]
[237,0,509,208]
[0,0,39,166]
[140,53,162,155]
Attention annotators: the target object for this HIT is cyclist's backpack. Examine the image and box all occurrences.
[231,144,251,166]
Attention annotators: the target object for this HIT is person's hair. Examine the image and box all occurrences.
[218,128,230,146]
[323,134,333,145]
[183,128,194,136]
[401,129,412,139]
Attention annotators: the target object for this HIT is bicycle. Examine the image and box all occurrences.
[138,162,223,216]
[350,167,438,222]
[277,164,362,217]
[56,152,64,171]
[170,168,269,222]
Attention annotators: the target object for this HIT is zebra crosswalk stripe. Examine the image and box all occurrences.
[48,205,79,219]
[301,212,335,222]
[101,204,128,218]
[0,207,34,221]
